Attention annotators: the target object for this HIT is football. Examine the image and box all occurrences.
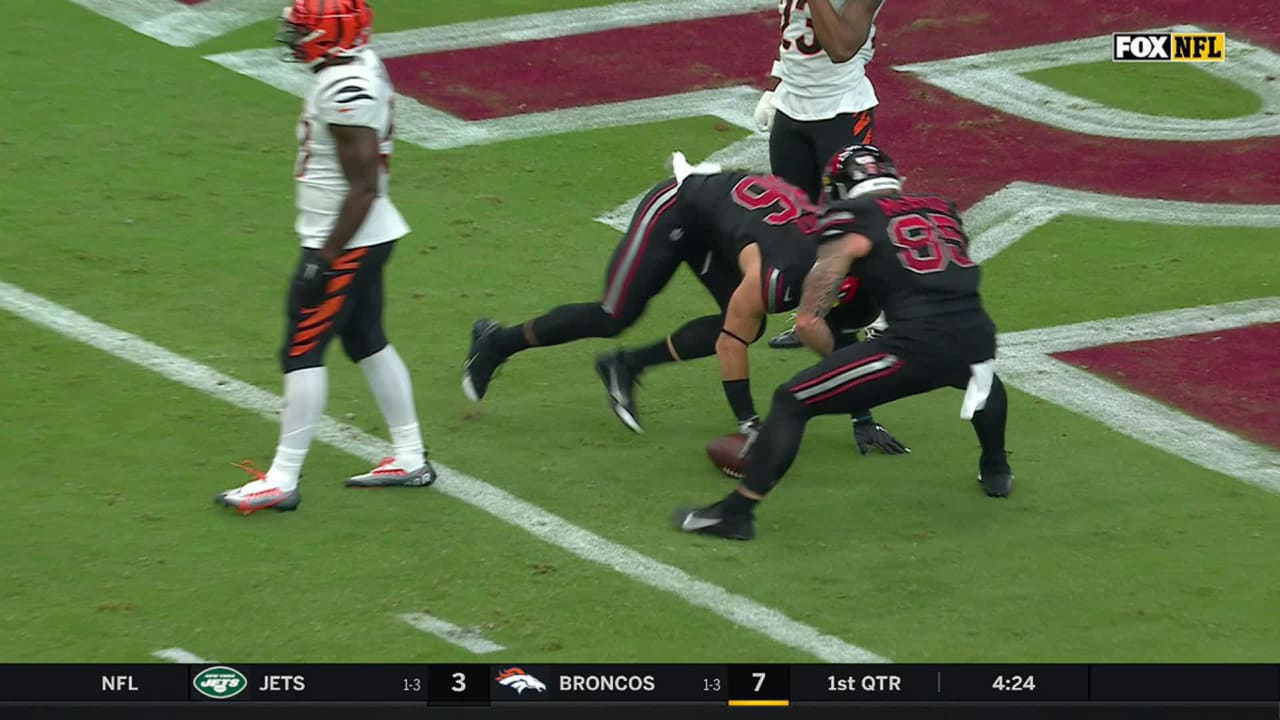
[706,433,747,479]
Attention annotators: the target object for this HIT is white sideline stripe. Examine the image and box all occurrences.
[996,298,1280,495]
[0,280,886,664]
[68,0,280,48]
[397,614,506,655]
[153,648,214,664]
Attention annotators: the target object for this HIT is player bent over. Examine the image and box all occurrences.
[462,154,905,454]
[675,146,1013,540]
[216,0,434,515]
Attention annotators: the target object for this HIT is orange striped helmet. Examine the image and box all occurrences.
[278,0,373,66]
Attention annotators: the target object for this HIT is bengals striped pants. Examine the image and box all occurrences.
[281,241,396,373]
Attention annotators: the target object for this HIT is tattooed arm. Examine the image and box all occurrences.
[794,233,873,355]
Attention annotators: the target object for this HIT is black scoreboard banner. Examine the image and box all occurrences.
[0,664,1277,705]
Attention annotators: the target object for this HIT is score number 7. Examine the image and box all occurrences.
[752,672,767,693]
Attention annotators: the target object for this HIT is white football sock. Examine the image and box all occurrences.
[265,366,328,490]
[358,345,426,468]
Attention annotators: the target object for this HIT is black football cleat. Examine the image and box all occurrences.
[767,326,804,349]
[462,319,505,402]
[672,501,755,540]
[595,350,643,433]
[978,463,1014,498]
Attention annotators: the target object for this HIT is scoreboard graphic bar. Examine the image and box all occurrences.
[0,663,1276,705]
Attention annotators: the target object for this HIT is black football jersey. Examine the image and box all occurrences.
[817,193,983,324]
[678,172,820,313]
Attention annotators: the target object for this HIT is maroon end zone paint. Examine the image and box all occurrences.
[387,0,1277,206]
[384,12,778,121]
[868,0,1280,207]
[1054,323,1280,449]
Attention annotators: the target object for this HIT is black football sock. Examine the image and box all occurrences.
[743,387,812,497]
[722,490,758,516]
[492,325,531,358]
[850,411,874,425]
[666,314,724,361]
[972,375,1010,469]
[621,339,674,374]
[496,303,625,359]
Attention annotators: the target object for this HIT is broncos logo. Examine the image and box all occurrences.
[496,667,547,694]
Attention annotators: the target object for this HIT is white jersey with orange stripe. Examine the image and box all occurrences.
[294,48,409,250]
[771,0,884,122]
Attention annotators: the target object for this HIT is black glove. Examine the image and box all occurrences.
[294,257,333,308]
[854,420,911,456]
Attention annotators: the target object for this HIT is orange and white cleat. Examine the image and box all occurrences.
[345,457,437,488]
[214,460,301,515]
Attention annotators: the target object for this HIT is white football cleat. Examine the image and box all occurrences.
[345,457,437,488]
[214,460,300,514]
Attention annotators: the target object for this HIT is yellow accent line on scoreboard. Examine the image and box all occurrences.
[728,699,790,707]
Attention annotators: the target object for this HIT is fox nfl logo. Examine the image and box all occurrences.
[1113,32,1225,62]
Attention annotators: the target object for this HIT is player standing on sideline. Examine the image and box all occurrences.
[674,146,1013,540]
[759,0,891,353]
[216,0,435,515]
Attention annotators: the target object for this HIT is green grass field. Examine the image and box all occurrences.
[2,0,1277,664]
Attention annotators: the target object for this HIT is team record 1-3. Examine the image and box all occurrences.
[0,664,1277,704]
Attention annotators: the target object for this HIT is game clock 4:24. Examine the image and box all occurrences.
[991,675,1036,692]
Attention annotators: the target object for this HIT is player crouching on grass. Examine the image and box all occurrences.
[674,145,1014,540]
[462,152,906,457]
[216,0,435,515]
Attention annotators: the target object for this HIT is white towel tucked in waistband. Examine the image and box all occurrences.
[960,359,996,420]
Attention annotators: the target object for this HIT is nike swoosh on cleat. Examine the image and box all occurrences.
[681,514,721,531]
[461,374,479,402]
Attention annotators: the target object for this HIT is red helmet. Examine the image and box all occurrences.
[278,0,373,66]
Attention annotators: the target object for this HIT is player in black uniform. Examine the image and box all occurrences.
[460,154,905,451]
[674,145,1013,541]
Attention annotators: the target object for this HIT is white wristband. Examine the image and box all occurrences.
[769,59,783,79]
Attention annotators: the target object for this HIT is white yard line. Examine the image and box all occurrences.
[0,280,886,664]
[397,614,506,655]
[153,647,214,664]
[68,0,280,47]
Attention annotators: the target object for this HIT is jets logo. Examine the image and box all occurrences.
[193,666,247,699]
[495,667,547,694]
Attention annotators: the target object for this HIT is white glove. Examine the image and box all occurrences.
[753,90,776,132]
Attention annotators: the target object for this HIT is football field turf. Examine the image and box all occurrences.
[2,0,1278,664]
